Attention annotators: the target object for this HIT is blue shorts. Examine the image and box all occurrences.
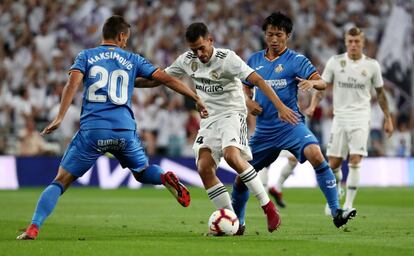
[249,123,319,171]
[60,129,148,177]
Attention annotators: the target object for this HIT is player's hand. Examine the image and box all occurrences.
[296,77,314,91]
[278,105,299,125]
[304,106,316,118]
[41,118,62,135]
[196,99,209,118]
[246,99,262,116]
[384,117,394,138]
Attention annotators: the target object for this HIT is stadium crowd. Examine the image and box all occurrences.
[0,0,412,157]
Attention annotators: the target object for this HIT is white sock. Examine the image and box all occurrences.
[206,182,234,211]
[332,167,343,196]
[258,167,269,187]
[239,166,270,206]
[344,164,360,209]
[275,161,296,192]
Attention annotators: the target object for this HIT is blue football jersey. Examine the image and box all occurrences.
[70,45,157,130]
[245,48,318,134]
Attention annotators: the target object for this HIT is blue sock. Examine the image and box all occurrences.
[315,161,339,214]
[137,165,163,185]
[31,182,64,228]
[231,181,249,225]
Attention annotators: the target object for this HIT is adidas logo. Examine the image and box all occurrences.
[230,138,237,142]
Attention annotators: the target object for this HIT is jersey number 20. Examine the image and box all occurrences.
[87,66,129,105]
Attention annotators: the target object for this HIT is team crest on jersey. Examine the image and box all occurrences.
[275,64,283,73]
[191,61,198,72]
[361,69,367,76]
[210,70,219,80]
[340,60,346,68]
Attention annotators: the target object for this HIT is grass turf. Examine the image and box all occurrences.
[0,187,413,256]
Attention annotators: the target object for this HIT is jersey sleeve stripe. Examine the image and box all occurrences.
[307,71,319,80]
[69,69,84,75]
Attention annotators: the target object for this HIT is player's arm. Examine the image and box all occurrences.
[134,77,162,88]
[243,85,262,116]
[246,72,298,124]
[296,73,326,91]
[375,87,394,137]
[304,82,330,118]
[151,69,208,118]
[41,70,83,135]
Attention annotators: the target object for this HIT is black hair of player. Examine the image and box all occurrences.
[262,12,293,34]
[185,22,209,43]
[102,15,131,40]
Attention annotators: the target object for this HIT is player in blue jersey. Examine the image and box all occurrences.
[17,15,208,240]
[231,12,357,234]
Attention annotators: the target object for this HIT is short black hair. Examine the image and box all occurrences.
[262,12,293,34]
[185,22,209,43]
[102,15,131,40]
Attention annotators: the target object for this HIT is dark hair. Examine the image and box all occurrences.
[102,15,131,40]
[346,27,364,37]
[185,22,209,42]
[262,12,293,34]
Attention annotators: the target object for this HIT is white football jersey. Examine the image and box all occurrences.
[322,53,383,123]
[165,48,254,124]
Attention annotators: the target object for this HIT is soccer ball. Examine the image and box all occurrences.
[208,208,239,236]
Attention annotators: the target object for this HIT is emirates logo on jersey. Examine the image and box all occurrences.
[275,64,283,73]
[191,61,198,72]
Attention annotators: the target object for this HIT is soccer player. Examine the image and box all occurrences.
[306,27,393,213]
[231,12,357,233]
[17,15,208,240]
[136,22,299,233]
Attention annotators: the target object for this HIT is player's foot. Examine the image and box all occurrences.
[234,224,245,236]
[269,187,286,208]
[161,171,190,207]
[262,201,281,232]
[332,208,357,228]
[16,224,39,240]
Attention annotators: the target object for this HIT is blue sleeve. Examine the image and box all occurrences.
[243,55,254,88]
[70,50,87,74]
[295,55,317,80]
[135,55,157,79]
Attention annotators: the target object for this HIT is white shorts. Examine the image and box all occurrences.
[193,113,252,166]
[326,119,369,159]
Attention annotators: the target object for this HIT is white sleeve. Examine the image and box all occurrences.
[164,54,187,78]
[224,51,254,81]
[372,60,384,88]
[321,57,335,83]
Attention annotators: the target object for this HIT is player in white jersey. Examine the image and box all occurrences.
[307,27,393,213]
[136,22,299,233]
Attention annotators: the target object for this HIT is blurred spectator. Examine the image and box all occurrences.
[0,0,412,156]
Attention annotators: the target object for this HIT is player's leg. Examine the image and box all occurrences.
[17,167,76,240]
[304,144,340,215]
[269,152,298,208]
[344,154,362,209]
[304,144,357,228]
[224,146,281,233]
[324,156,343,215]
[18,131,99,240]
[343,124,368,209]
[198,148,235,211]
[116,130,190,207]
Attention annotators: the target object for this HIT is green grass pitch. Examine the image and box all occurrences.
[1,187,413,256]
